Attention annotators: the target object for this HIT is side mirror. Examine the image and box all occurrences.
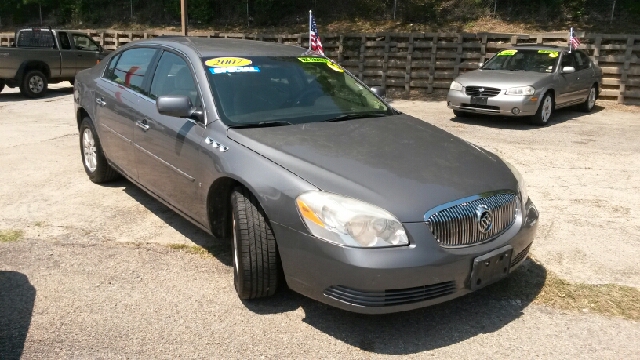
[371,86,386,99]
[561,66,576,74]
[157,95,195,118]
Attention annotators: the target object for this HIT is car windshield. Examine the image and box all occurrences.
[203,56,390,126]
[482,49,560,73]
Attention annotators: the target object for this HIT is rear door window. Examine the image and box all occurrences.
[106,48,158,95]
[58,32,72,50]
[575,51,591,71]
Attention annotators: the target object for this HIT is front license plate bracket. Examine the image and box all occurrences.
[470,96,488,105]
[470,245,513,291]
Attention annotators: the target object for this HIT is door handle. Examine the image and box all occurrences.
[95,97,106,107]
[136,119,150,131]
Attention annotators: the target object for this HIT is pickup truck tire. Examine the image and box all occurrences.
[0,79,5,93]
[79,117,119,184]
[21,70,48,98]
[230,187,280,300]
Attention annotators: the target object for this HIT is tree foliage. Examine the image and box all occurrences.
[1,0,639,29]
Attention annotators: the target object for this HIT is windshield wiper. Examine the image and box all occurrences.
[323,112,387,122]
[228,120,293,129]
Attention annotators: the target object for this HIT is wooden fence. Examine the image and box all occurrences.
[2,30,639,105]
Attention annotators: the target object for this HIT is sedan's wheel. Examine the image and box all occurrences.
[530,93,553,126]
[79,117,119,183]
[579,86,597,113]
[21,70,48,98]
[230,187,280,299]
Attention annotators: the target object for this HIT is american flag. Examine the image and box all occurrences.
[309,12,324,54]
[569,27,581,51]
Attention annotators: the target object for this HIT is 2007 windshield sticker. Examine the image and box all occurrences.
[209,66,260,74]
[538,50,559,58]
[298,57,344,72]
[205,57,252,67]
[497,50,518,56]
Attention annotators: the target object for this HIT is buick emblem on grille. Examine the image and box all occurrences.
[476,205,493,233]
[478,88,485,93]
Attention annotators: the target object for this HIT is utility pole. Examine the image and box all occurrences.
[181,0,188,36]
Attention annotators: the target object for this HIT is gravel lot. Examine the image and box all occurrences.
[1,84,639,358]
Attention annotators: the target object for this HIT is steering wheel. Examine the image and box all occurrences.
[283,87,324,107]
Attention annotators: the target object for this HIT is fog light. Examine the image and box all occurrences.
[511,107,521,115]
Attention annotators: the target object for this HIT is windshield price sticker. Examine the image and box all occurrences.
[538,50,559,58]
[209,66,260,74]
[298,57,344,72]
[497,50,518,56]
[205,57,253,67]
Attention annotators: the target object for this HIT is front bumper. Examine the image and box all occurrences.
[447,89,542,116]
[273,199,539,314]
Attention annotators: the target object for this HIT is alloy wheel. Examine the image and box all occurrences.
[82,128,97,172]
[588,88,596,110]
[29,75,44,94]
[541,96,552,123]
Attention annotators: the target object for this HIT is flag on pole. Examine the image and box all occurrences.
[569,27,581,52]
[309,11,324,54]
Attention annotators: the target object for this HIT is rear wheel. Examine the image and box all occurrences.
[578,86,597,112]
[230,187,280,300]
[79,117,119,183]
[530,93,553,126]
[21,70,48,98]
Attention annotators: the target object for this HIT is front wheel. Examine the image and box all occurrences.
[79,117,119,184]
[578,86,597,113]
[530,93,553,126]
[21,70,48,98]
[230,187,281,300]
[452,110,470,118]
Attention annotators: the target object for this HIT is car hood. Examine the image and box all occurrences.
[227,115,517,223]
[456,69,551,87]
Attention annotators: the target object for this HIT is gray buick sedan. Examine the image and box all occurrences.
[74,37,539,314]
[447,45,602,125]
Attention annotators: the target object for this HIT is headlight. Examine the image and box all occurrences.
[296,191,409,248]
[449,81,463,92]
[505,86,535,96]
[504,160,529,203]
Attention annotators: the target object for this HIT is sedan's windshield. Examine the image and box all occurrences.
[482,49,560,73]
[203,56,390,126]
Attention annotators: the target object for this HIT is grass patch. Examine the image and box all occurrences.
[0,230,24,243]
[535,272,640,320]
[488,257,640,321]
[166,243,210,257]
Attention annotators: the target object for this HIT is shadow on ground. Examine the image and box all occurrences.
[0,271,36,360]
[107,177,547,355]
[449,105,604,130]
[0,86,74,103]
[105,178,233,267]
[244,260,547,354]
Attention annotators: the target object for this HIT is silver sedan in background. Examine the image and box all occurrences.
[447,46,603,125]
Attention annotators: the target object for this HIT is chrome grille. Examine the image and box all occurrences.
[426,192,518,247]
[465,86,502,97]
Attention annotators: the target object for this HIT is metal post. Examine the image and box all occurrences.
[247,0,249,28]
[130,0,133,20]
[181,0,188,36]
[393,0,397,20]
[309,10,312,51]
[611,0,616,23]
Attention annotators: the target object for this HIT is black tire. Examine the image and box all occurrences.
[578,85,597,113]
[230,187,280,299]
[20,70,48,98]
[0,79,5,93]
[79,117,119,184]
[530,92,553,126]
[453,110,470,118]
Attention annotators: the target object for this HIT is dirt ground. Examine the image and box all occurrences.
[1,84,639,358]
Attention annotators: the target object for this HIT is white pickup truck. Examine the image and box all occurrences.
[0,28,107,98]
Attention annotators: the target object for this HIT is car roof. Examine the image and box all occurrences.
[511,44,572,52]
[131,37,307,57]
